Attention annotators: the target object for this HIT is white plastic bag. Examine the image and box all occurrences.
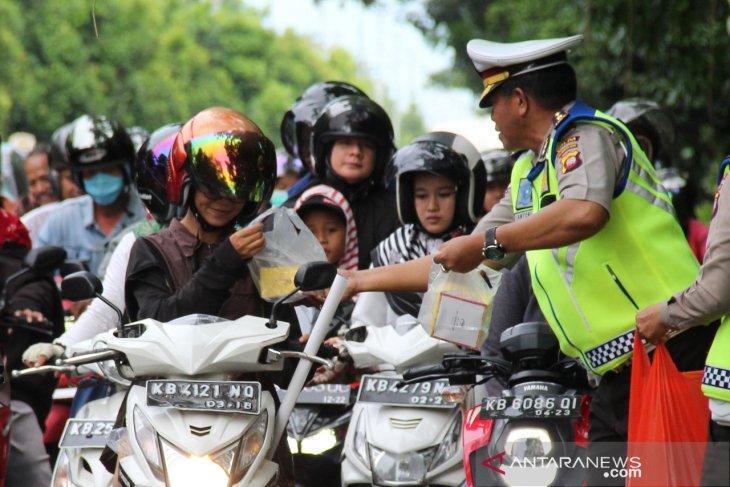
[247,206,327,302]
[417,261,501,349]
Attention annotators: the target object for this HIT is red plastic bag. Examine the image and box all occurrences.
[627,334,709,486]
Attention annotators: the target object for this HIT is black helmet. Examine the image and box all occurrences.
[481,149,513,183]
[391,132,486,228]
[280,81,367,173]
[311,95,395,185]
[168,107,276,227]
[606,98,675,163]
[49,121,76,170]
[135,123,182,224]
[66,115,136,190]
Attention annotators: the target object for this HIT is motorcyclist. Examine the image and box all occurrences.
[20,120,84,245]
[0,209,64,487]
[37,115,146,277]
[125,107,274,322]
[280,81,368,200]
[300,95,400,269]
[353,131,486,326]
[481,148,514,213]
[23,123,183,369]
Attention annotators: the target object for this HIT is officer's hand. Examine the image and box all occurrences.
[22,342,65,368]
[229,223,265,260]
[635,303,669,344]
[433,233,484,273]
[14,308,46,323]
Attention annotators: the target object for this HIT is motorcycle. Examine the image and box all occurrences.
[401,321,592,487]
[0,246,67,487]
[15,261,346,487]
[339,317,477,487]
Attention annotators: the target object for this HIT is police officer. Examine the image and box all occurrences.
[637,156,730,483]
[344,35,716,485]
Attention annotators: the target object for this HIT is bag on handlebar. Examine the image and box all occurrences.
[627,334,708,487]
[417,261,501,349]
[247,207,327,302]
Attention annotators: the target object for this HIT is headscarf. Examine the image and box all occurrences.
[0,208,31,250]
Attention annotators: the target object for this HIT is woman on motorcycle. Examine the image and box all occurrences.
[124,107,276,322]
[351,131,486,327]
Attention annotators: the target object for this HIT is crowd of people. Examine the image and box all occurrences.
[0,31,727,487]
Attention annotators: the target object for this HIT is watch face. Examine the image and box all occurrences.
[484,245,505,261]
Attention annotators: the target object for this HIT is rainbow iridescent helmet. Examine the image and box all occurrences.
[168,107,276,226]
[280,81,367,173]
[135,123,182,224]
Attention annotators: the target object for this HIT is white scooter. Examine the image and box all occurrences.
[340,317,480,486]
[15,261,346,487]
[47,340,129,487]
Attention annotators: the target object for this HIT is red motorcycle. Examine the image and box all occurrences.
[402,322,592,487]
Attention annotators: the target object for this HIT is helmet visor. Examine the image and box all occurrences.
[187,131,275,205]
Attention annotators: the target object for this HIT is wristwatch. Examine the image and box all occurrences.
[482,226,505,261]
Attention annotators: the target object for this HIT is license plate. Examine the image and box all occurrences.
[277,384,351,405]
[59,419,115,448]
[480,395,582,419]
[356,375,454,408]
[146,380,261,414]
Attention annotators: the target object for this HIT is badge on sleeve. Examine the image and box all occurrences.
[556,136,582,174]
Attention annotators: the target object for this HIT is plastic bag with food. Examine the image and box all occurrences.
[247,206,327,302]
[417,260,501,349]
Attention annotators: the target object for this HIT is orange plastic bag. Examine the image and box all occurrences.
[627,334,709,487]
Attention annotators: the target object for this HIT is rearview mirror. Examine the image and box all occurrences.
[61,271,103,302]
[23,246,67,275]
[293,261,337,292]
[60,260,88,278]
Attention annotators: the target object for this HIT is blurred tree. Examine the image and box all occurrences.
[0,0,372,146]
[398,102,426,146]
[360,0,730,185]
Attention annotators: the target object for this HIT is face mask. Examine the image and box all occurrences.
[270,189,289,207]
[84,172,125,206]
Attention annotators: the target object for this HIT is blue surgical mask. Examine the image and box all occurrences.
[270,189,289,207]
[84,172,125,205]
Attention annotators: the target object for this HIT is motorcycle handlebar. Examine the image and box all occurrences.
[402,364,447,382]
[0,314,54,337]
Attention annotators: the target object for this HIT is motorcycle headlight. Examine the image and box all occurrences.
[430,411,462,470]
[369,444,437,485]
[133,406,164,481]
[161,438,229,487]
[164,410,268,487]
[501,426,557,487]
[299,428,337,455]
[52,449,72,487]
[353,413,369,468]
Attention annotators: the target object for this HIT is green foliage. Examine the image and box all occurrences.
[366,0,730,187]
[398,102,426,146]
[0,0,371,145]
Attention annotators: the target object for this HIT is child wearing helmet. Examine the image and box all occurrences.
[302,95,401,269]
[294,184,357,269]
[351,132,486,326]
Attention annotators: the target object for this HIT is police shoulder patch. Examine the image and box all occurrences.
[556,136,582,174]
